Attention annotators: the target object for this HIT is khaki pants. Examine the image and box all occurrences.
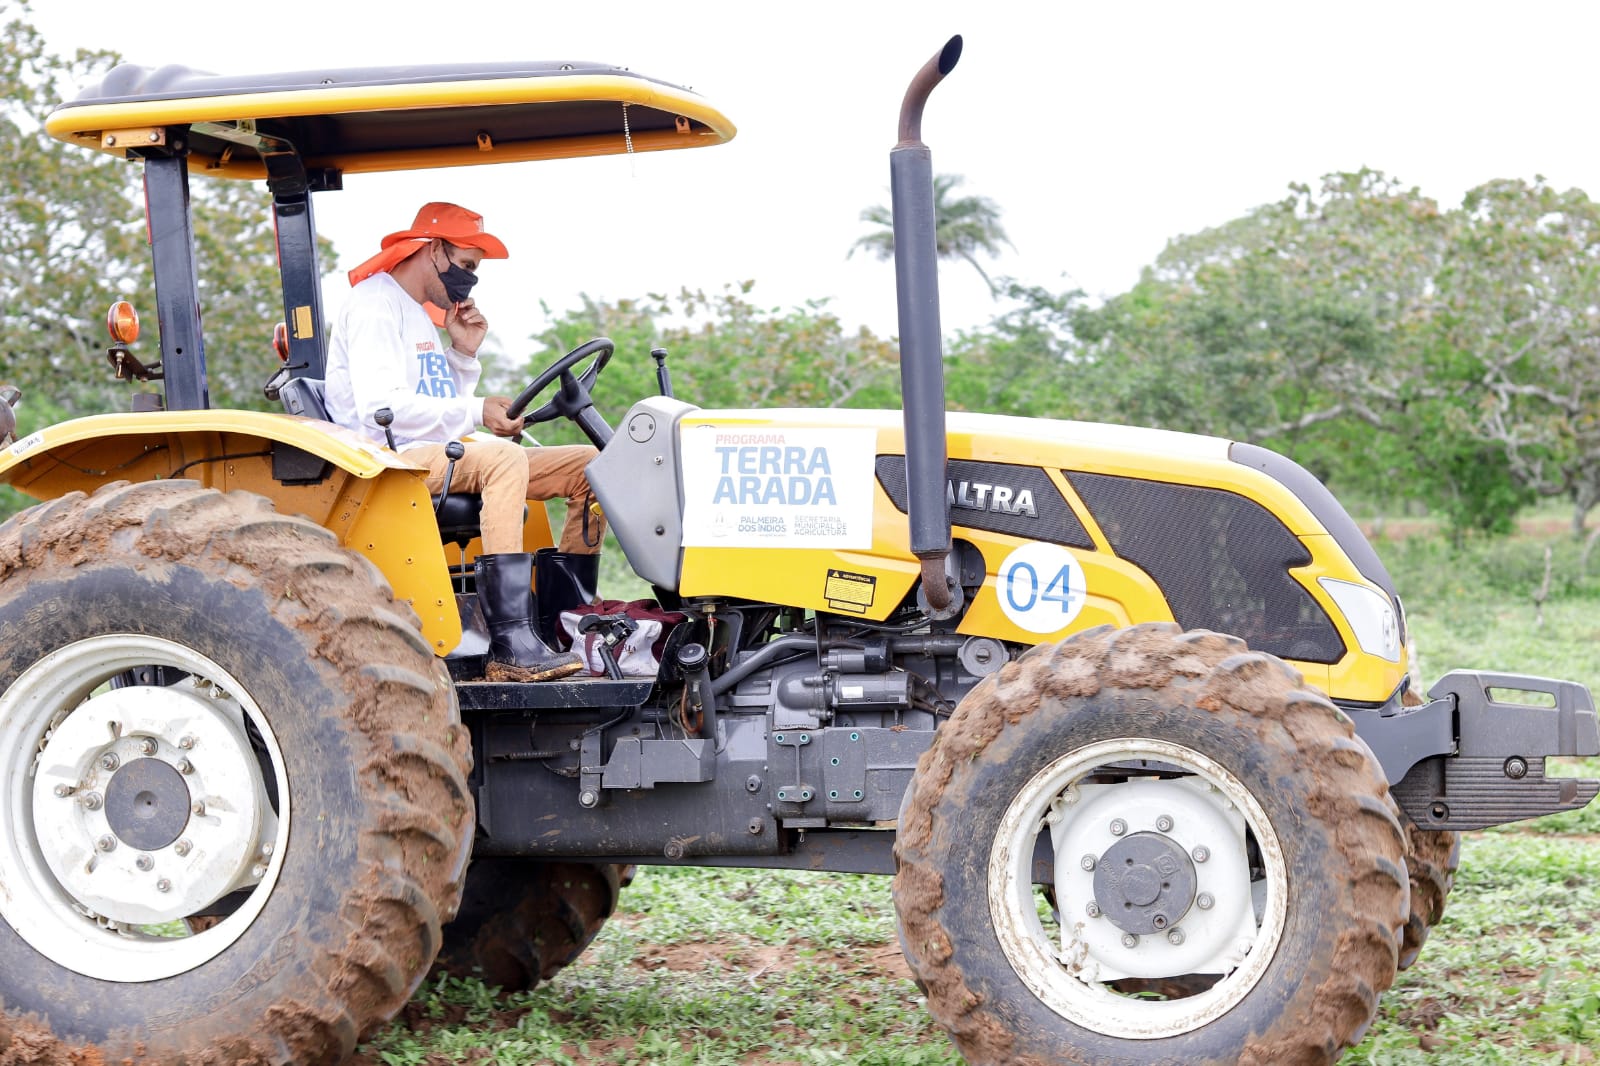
[410,438,603,555]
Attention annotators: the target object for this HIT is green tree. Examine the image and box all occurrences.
[0,0,332,421]
[850,173,1012,293]
[519,284,900,447]
[0,3,149,417]
[1065,169,1537,532]
[1434,178,1600,536]
[943,280,1084,419]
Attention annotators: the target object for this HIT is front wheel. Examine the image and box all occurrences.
[893,623,1408,1065]
[0,481,474,1063]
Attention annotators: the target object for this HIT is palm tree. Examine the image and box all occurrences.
[850,173,1013,294]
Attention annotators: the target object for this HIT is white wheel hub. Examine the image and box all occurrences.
[30,683,274,926]
[1048,776,1256,982]
[0,635,291,982]
[988,738,1287,1040]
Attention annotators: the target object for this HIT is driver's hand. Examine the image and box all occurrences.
[444,298,489,358]
[481,395,525,438]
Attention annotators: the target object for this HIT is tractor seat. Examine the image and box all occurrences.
[276,376,487,544]
[434,493,487,548]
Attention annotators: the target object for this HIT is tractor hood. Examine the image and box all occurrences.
[46,59,735,178]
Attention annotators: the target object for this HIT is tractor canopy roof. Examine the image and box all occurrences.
[45,59,735,179]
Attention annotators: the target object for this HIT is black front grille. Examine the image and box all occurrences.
[1070,472,1345,664]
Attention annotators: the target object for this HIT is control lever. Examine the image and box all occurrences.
[577,612,638,680]
[434,441,466,516]
[374,407,398,450]
[651,347,674,399]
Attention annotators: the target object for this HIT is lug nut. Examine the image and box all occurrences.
[1155,814,1174,833]
[53,783,75,797]
[138,738,158,756]
[155,878,171,893]
[1197,892,1215,910]
[176,758,193,775]
[1120,933,1139,949]
[191,801,206,816]
[1080,854,1097,872]
[99,753,120,771]
[1109,819,1127,837]
[251,864,267,879]
[95,835,116,852]
[179,736,196,750]
[1167,927,1186,946]
[174,839,192,857]
[135,854,154,871]
[1192,845,1210,863]
[80,792,103,811]
[1086,901,1102,918]
[260,841,274,857]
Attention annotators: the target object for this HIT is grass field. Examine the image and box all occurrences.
[356,519,1600,1065]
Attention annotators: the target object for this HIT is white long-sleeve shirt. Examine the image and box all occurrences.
[325,272,483,450]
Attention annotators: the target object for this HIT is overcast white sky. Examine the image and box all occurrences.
[31,0,1600,357]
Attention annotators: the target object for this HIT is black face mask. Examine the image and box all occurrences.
[437,253,478,304]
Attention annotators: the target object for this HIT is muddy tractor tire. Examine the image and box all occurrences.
[893,623,1409,1066]
[0,481,474,1064]
[1399,822,1460,970]
[434,860,626,992]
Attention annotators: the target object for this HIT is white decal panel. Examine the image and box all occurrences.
[681,425,877,548]
[997,542,1088,635]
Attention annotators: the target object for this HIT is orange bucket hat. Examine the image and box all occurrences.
[346,202,509,287]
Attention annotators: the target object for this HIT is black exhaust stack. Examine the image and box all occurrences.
[891,35,961,613]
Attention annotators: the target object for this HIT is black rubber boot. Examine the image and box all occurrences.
[534,548,602,648]
[475,552,585,682]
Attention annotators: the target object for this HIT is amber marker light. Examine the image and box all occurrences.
[272,322,290,362]
[106,301,140,344]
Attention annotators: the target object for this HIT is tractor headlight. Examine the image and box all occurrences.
[1318,578,1401,662]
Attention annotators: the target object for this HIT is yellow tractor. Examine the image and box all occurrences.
[0,36,1594,1066]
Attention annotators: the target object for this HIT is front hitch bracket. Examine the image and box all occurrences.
[1353,670,1600,831]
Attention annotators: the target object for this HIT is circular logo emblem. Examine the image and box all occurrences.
[996,542,1088,635]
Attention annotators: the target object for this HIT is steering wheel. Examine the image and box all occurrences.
[506,337,614,446]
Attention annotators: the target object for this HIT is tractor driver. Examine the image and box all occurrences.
[325,202,603,683]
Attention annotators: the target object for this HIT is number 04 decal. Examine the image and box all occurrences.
[996,542,1088,635]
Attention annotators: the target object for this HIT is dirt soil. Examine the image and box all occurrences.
[345,937,918,1066]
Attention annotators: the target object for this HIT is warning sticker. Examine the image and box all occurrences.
[680,425,877,548]
[825,568,877,613]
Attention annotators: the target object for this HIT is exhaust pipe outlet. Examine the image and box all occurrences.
[890,35,962,613]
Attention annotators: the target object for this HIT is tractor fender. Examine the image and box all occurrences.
[0,409,465,654]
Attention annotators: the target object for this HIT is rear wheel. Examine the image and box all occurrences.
[0,481,474,1064]
[893,623,1408,1066]
[434,860,626,992]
